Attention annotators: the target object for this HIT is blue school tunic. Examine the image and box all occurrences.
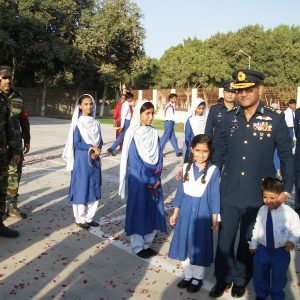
[168,163,220,266]
[184,118,194,163]
[69,126,103,204]
[125,140,167,236]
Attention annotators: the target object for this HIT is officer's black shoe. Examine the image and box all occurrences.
[76,222,90,230]
[136,249,151,259]
[231,285,246,298]
[255,297,266,300]
[107,148,115,156]
[209,280,232,298]
[186,278,203,293]
[144,248,157,257]
[0,223,19,238]
[86,220,99,227]
[177,278,192,289]
[176,152,183,157]
[8,204,27,219]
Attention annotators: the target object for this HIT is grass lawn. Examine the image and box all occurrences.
[99,117,184,133]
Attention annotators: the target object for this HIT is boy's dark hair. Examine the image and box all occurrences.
[262,177,284,194]
[288,98,296,105]
[168,93,177,100]
[125,92,134,100]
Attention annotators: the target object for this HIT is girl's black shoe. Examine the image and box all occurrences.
[187,278,203,293]
[177,278,192,289]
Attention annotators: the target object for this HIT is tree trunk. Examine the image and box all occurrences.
[41,79,48,117]
[100,83,107,117]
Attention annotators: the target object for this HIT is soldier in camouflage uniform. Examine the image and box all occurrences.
[0,77,20,237]
[0,66,30,219]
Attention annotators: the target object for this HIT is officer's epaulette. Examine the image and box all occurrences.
[264,106,282,114]
[211,102,222,108]
[226,105,239,114]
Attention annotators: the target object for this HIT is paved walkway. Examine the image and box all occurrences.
[1,117,299,300]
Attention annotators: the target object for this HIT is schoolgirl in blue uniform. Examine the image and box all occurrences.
[184,98,208,163]
[119,100,167,259]
[168,134,220,293]
[62,94,103,230]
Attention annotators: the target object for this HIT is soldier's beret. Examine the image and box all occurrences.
[0,66,12,78]
[232,69,265,89]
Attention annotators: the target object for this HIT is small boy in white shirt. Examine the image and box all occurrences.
[249,177,300,300]
[160,93,182,157]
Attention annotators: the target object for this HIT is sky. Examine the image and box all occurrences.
[134,0,300,59]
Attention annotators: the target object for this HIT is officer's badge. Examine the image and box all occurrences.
[237,71,246,82]
[256,115,272,121]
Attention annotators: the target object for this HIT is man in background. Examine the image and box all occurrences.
[0,66,30,220]
[284,98,296,139]
[0,78,20,237]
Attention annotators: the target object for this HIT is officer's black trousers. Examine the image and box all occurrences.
[214,203,259,286]
[295,171,300,216]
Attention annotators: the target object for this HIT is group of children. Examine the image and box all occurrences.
[62,94,300,299]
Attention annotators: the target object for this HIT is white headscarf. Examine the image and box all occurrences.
[185,98,209,135]
[62,94,101,171]
[186,97,209,120]
[119,100,159,200]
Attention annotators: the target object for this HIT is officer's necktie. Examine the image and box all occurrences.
[266,210,275,252]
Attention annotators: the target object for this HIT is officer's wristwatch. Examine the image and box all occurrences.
[283,191,291,198]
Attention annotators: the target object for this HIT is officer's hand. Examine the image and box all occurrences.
[23,143,30,154]
[285,241,294,252]
[278,192,290,204]
[249,248,256,254]
[11,154,21,164]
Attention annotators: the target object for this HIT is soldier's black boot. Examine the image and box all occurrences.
[7,202,27,219]
[0,220,19,238]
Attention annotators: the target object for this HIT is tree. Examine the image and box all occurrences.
[75,0,145,87]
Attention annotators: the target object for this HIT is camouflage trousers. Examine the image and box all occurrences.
[7,154,23,204]
[0,153,8,217]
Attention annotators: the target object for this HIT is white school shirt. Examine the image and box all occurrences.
[284,107,295,128]
[120,101,133,128]
[249,204,300,249]
[164,102,176,121]
[182,164,216,197]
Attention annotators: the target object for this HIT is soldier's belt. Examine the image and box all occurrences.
[0,148,8,154]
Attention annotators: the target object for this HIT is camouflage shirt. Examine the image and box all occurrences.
[0,89,30,149]
[0,93,20,154]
